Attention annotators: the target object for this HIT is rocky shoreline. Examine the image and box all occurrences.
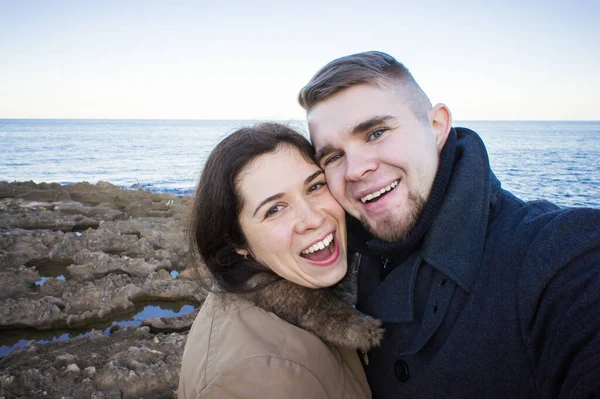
[0,181,208,398]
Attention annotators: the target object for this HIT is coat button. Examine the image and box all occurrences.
[394,359,410,382]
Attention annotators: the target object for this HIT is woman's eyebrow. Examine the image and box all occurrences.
[253,193,284,217]
[251,170,323,217]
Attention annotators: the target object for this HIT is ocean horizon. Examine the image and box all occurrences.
[1,119,599,208]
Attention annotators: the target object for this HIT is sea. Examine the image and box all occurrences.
[0,119,599,208]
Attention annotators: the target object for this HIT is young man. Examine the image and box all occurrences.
[299,51,600,398]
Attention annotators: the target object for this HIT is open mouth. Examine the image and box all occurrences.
[360,179,400,204]
[300,232,337,263]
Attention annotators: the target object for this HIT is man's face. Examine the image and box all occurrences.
[307,83,449,242]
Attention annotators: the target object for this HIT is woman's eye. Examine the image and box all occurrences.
[265,204,284,218]
[367,129,385,141]
[323,153,342,166]
[308,181,326,193]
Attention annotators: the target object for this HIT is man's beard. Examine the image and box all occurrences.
[360,191,427,242]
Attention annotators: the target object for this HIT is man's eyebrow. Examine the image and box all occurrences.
[314,115,395,163]
[315,145,333,165]
[253,193,284,217]
[350,115,395,136]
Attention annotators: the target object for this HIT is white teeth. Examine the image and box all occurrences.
[360,180,399,203]
[301,233,334,255]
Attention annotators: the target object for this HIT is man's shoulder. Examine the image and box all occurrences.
[493,189,599,236]
[487,192,599,278]
[514,205,600,336]
[516,204,600,267]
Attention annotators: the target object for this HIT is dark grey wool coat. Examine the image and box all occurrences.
[351,128,600,398]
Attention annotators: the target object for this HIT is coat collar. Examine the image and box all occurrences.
[420,127,494,293]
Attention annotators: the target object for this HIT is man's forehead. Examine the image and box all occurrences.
[306,83,401,135]
[307,105,362,147]
[307,116,345,152]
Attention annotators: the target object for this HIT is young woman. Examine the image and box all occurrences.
[178,123,381,398]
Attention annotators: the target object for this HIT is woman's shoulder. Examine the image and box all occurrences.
[192,291,336,368]
[179,291,370,398]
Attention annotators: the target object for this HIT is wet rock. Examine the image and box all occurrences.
[0,326,186,398]
[50,228,139,259]
[0,199,86,232]
[0,181,71,202]
[1,270,203,331]
[0,228,51,268]
[0,266,41,299]
[0,296,66,329]
[142,308,200,333]
[142,269,206,302]
[69,250,171,279]
[0,181,205,397]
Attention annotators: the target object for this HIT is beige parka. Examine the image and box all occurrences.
[178,290,371,399]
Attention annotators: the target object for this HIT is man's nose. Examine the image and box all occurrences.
[295,202,325,233]
[345,150,377,181]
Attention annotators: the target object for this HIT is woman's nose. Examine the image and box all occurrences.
[294,202,325,233]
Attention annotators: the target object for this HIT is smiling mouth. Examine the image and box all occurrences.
[360,180,400,204]
[300,233,335,263]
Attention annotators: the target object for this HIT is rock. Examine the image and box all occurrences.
[142,308,199,333]
[0,326,186,398]
[0,181,205,398]
[0,227,51,268]
[56,354,77,366]
[0,296,66,329]
[66,363,80,373]
[0,374,15,386]
[68,250,171,279]
[0,267,41,299]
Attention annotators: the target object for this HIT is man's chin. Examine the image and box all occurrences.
[362,217,413,242]
[360,193,426,243]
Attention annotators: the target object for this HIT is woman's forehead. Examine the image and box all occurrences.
[238,148,320,201]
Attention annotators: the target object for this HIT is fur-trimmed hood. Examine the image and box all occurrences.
[234,261,383,351]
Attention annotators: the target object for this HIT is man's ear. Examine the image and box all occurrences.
[429,103,452,152]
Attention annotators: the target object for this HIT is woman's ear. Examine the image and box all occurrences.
[235,248,249,258]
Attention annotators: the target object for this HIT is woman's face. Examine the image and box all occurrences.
[237,145,347,288]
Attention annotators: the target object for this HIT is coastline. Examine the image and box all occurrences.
[0,180,207,398]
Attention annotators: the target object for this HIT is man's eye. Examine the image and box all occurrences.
[308,181,326,193]
[265,204,284,218]
[367,129,385,141]
[323,153,342,166]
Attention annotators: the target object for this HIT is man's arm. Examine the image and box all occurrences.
[518,208,600,397]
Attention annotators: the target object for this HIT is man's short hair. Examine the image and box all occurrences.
[298,51,432,122]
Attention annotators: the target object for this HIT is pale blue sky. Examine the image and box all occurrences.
[1,0,598,120]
